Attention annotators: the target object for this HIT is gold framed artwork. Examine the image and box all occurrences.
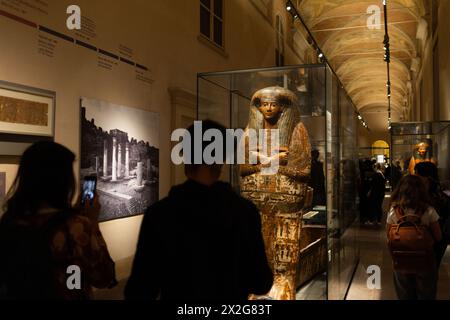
[0,81,55,137]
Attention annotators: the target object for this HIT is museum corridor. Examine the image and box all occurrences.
[1,0,450,305]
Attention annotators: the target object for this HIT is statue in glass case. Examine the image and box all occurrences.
[239,86,313,300]
[408,139,436,174]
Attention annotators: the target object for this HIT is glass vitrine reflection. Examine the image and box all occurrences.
[197,64,359,300]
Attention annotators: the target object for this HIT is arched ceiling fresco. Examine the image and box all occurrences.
[296,0,425,131]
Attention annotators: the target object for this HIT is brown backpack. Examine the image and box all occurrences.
[387,207,435,274]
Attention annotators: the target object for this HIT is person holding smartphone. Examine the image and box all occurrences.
[81,176,97,206]
[0,141,117,300]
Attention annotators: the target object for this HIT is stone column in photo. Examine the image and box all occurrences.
[112,137,117,181]
[146,158,152,181]
[125,143,130,177]
[118,143,122,179]
[103,139,108,177]
[137,162,143,186]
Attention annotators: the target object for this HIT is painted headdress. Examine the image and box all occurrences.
[414,139,433,159]
[248,86,301,148]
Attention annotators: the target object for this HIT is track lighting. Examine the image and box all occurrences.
[286,0,366,131]
[286,1,299,20]
[383,2,392,130]
[286,1,292,11]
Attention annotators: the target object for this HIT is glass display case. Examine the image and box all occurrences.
[197,64,359,300]
[391,121,450,187]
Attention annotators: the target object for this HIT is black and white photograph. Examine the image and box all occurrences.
[80,97,159,221]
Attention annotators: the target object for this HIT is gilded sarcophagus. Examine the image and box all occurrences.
[239,86,324,300]
[241,174,313,300]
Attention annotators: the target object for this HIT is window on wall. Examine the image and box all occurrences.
[275,15,285,66]
[200,0,223,47]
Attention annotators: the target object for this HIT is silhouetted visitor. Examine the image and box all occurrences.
[360,159,374,224]
[387,175,441,300]
[391,161,402,189]
[125,120,273,300]
[309,149,326,206]
[0,141,116,300]
[367,163,386,226]
[415,162,450,267]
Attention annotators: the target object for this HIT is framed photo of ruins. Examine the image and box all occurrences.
[0,81,55,137]
[80,97,159,222]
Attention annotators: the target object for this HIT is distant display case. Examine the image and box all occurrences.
[391,121,450,187]
[197,64,360,300]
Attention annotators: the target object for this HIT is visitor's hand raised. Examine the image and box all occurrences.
[79,195,101,221]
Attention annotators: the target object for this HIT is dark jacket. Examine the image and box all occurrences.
[368,171,386,202]
[124,179,273,300]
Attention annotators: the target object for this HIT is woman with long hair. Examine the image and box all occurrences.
[387,174,442,300]
[0,141,116,299]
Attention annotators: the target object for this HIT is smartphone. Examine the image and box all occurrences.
[81,175,97,206]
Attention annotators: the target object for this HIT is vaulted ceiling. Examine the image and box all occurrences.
[295,0,426,132]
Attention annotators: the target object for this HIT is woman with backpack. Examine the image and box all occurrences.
[387,175,442,300]
[0,141,116,299]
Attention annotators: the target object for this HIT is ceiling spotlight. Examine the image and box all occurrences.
[286,2,292,11]
[294,14,299,19]
[358,115,362,120]
[318,52,324,59]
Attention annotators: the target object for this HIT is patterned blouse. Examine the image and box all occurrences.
[50,213,117,299]
[0,211,116,300]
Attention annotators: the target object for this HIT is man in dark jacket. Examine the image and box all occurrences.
[124,120,273,300]
[368,163,386,225]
